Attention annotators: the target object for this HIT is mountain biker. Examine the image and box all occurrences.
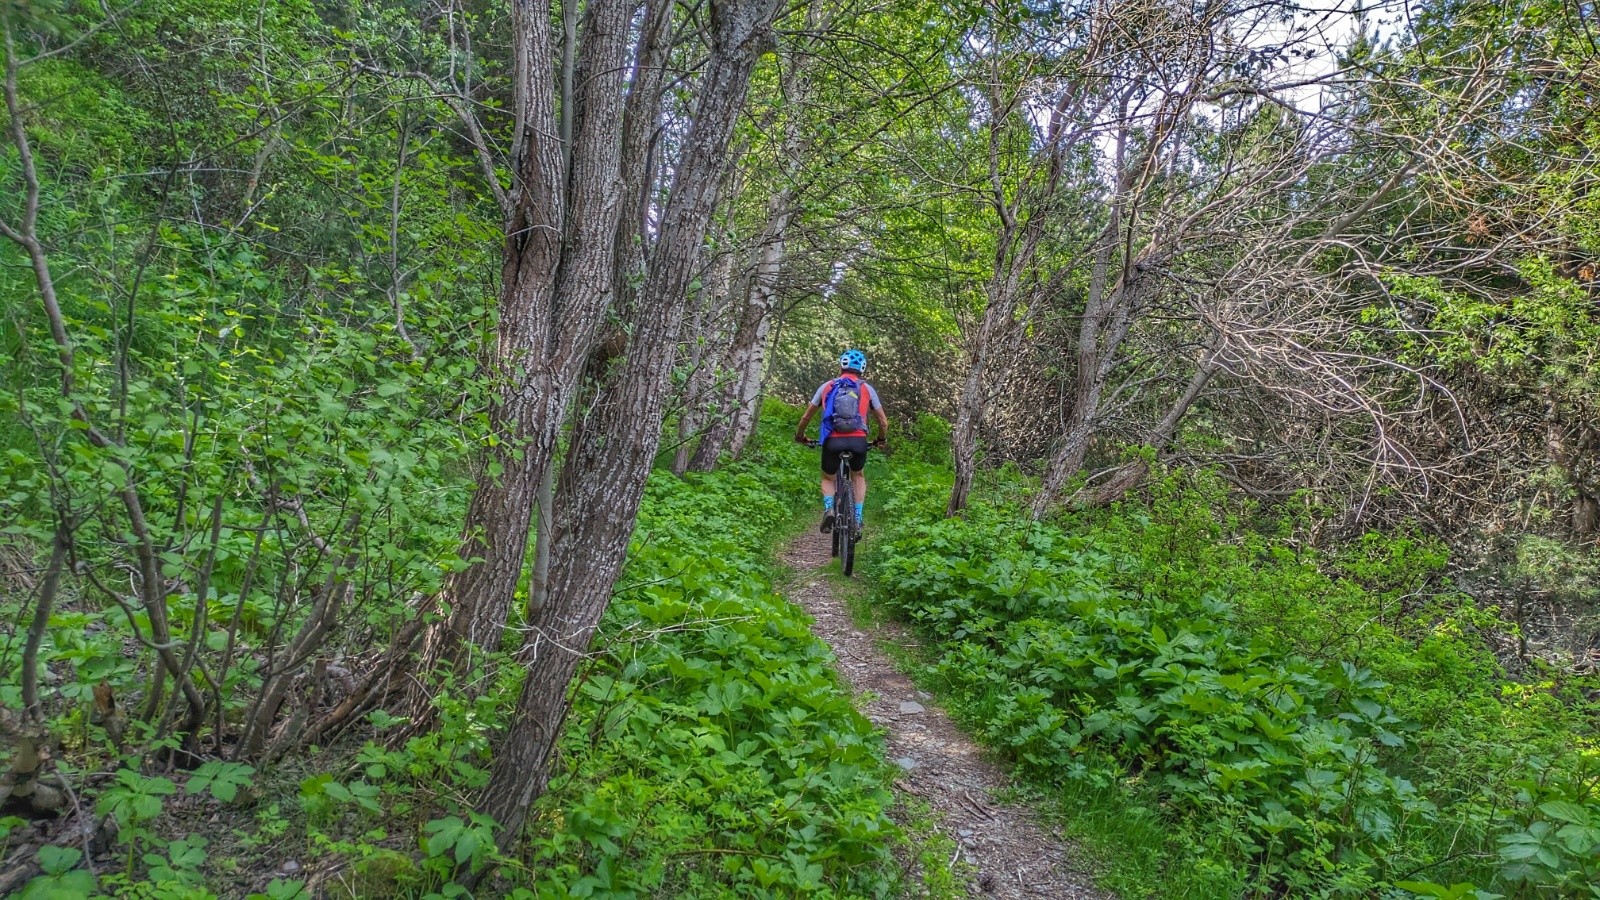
[794,350,889,534]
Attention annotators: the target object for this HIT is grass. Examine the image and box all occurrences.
[894,797,973,900]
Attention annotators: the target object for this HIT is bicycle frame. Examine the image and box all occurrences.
[808,438,878,577]
[832,451,858,575]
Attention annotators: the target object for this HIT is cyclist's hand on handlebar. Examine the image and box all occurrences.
[793,432,808,445]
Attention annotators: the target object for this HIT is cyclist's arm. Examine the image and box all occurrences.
[795,403,820,442]
[873,406,889,444]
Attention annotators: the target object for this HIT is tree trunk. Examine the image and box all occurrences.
[1082,339,1224,506]
[944,79,1079,515]
[947,287,1012,516]
[1030,155,1131,518]
[675,211,743,474]
[721,231,786,461]
[688,231,782,470]
[475,0,781,850]
[690,22,817,470]
[405,0,637,719]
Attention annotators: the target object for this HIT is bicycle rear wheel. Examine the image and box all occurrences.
[838,458,856,577]
[829,468,844,558]
[840,520,856,576]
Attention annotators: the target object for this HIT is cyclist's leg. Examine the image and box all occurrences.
[849,438,869,525]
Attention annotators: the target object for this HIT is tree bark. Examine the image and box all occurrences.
[475,0,782,851]
[406,0,638,717]
[945,75,1083,515]
[947,280,1015,516]
[675,243,740,474]
[689,16,819,470]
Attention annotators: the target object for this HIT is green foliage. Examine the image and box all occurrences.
[504,404,901,896]
[298,774,382,825]
[229,405,909,898]
[869,461,1600,895]
[97,768,178,831]
[905,412,953,466]
[186,762,254,803]
[244,879,310,900]
[20,846,98,899]
[421,814,499,875]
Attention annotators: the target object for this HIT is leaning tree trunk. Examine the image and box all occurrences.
[947,275,1022,515]
[688,240,781,470]
[1083,335,1224,506]
[720,233,786,461]
[1031,212,1124,519]
[474,0,782,852]
[1030,270,1140,519]
[945,81,1079,515]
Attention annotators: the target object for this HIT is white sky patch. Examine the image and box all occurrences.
[1070,0,1422,176]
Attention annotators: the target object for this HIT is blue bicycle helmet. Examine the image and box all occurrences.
[839,349,867,373]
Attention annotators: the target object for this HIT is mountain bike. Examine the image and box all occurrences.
[810,440,883,577]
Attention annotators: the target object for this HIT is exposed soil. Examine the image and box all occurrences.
[780,527,1111,900]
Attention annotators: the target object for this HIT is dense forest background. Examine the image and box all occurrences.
[1,0,1598,897]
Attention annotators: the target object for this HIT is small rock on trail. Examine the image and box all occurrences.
[780,529,1110,899]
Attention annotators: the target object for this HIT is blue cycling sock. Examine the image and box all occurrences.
[823,496,835,513]
[854,502,864,524]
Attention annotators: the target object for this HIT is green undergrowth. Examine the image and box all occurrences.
[10,405,921,899]
[864,456,1600,899]
[509,408,905,897]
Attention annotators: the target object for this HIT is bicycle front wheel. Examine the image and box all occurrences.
[837,462,856,577]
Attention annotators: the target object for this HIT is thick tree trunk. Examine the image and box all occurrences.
[475,0,782,850]
[405,0,636,719]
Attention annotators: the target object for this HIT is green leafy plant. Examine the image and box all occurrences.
[96,768,178,875]
[245,878,310,900]
[868,461,1600,895]
[298,774,382,827]
[19,846,97,899]
[144,834,209,888]
[186,762,255,803]
[421,814,498,876]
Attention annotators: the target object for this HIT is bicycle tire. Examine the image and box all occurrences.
[838,456,856,577]
[830,463,844,558]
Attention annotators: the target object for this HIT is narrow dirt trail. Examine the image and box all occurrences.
[780,528,1110,900]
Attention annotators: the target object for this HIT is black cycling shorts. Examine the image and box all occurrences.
[822,436,869,475]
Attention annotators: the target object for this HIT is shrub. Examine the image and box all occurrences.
[870,463,1600,895]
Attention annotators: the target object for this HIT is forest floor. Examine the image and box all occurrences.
[779,526,1110,900]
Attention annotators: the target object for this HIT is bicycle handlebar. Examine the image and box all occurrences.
[799,438,889,452]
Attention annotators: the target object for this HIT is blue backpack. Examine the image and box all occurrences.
[825,377,869,435]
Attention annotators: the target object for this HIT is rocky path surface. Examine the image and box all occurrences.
[780,528,1110,900]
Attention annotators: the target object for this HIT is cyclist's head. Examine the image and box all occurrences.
[839,349,867,374]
